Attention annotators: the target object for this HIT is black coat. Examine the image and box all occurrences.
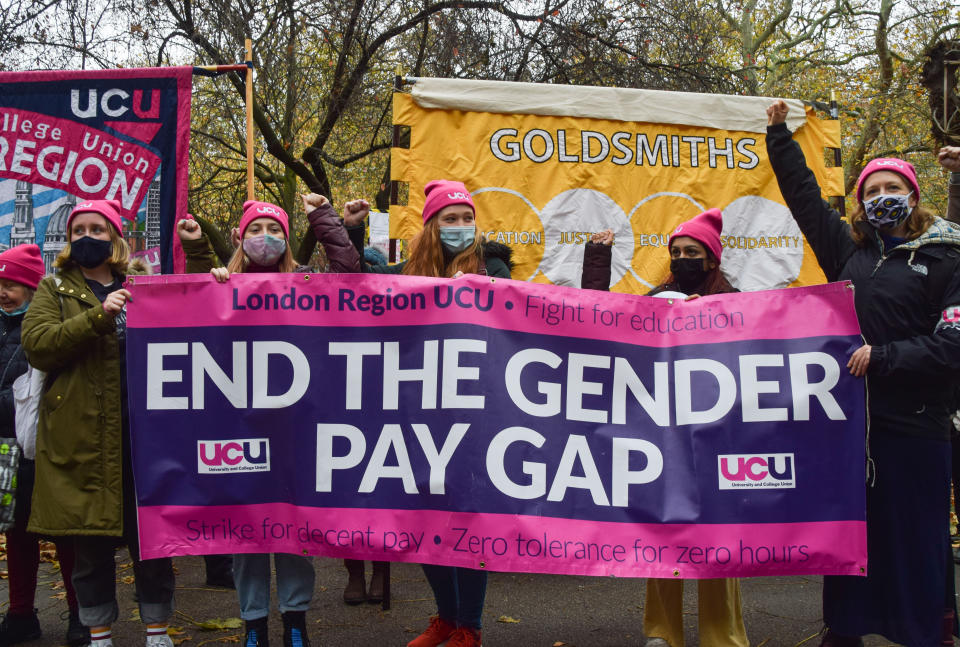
[0,310,28,438]
[767,122,960,439]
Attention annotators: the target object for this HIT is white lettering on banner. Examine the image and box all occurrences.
[328,339,487,410]
[315,423,470,495]
[147,340,845,425]
[489,128,759,169]
[485,426,664,507]
[505,350,846,425]
[145,341,309,410]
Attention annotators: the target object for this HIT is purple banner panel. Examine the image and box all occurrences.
[0,67,192,273]
[126,273,867,579]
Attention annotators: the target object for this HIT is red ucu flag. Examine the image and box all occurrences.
[197,439,270,473]
[717,454,795,490]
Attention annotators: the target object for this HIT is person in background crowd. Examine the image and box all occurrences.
[582,209,746,647]
[0,244,88,647]
[363,245,387,267]
[767,100,960,647]
[939,146,960,567]
[22,200,174,647]
[942,146,960,225]
[341,181,511,647]
[179,195,360,647]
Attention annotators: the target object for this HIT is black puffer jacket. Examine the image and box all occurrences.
[0,310,29,438]
[767,122,960,440]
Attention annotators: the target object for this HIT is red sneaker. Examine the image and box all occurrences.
[445,627,482,647]
[407,617,456,647]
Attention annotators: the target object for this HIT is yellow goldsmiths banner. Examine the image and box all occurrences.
[391,80,842,292]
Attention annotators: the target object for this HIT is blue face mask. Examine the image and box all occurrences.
[439,226,475,254]
[0,302,29,317]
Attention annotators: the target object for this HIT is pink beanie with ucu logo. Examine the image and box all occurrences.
[422,180,476,224]
[239,201,289,239]
[855,158,920,201]
[68,200,124,234]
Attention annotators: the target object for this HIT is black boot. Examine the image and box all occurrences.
[342,559,366,604]
[243,617,269,647]
[0,611,41,645]
[367,561,388,603]
[65,610,90,647]
[204,554,235,589]
[818,629,864,647]
[281,611,310,647]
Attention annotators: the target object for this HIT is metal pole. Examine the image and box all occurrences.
[245,39,255,201]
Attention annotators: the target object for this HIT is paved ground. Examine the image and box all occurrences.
[5,550,956,646]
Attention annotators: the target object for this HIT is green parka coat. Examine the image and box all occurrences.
[21,265,127,536]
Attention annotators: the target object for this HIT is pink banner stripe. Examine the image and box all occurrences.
[138,503,865,579]
[125,274,860,347]
[0,66,195,83]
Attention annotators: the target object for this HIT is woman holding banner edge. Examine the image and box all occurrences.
[581,210,746,647]
[766,100,960,647]
[341,180,512,647]
[21,200,173,647]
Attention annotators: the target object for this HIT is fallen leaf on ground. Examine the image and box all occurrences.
[195,618,243,631]
[497,615,521,624]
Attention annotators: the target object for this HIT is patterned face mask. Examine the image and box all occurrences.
[863,192,913,229]
[242,234,287,266]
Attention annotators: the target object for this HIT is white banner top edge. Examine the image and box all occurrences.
[408,77,809,135]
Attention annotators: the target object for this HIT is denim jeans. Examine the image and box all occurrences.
[421,564,488,629]
[233,553,315,620]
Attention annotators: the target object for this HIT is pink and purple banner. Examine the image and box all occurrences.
[126,273,867,578]
[0,67,192,273]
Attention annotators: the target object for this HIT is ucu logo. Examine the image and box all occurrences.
[70,88,160,119]
[943,306,960,323]
[717,453,795,490]
[197,439,270,473]
[77,202,95,210]
[874,159,905,170]
[447,192,469,200]
[256,206,282,216]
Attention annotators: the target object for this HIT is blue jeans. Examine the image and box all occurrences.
[422,565,488,629]
[234,553,315,620]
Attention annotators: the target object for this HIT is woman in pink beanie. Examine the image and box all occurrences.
[582,208,736,298]
[767,100,960,647]
[22,200,174,647]
[341,181,512,647]
[342,180,512,280]
[582,213,743,647]
[178,194,360,647]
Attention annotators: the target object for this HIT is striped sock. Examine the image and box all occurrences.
[91,628,113,647]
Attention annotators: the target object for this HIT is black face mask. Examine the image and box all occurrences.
[70,236,113,268]
[670,257,710,293]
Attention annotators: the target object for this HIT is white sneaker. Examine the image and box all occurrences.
[146,630,174,647]
[645,639,671,647]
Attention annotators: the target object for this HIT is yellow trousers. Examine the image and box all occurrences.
[643,578,749,647]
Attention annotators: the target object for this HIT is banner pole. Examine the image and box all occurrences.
[245,39,255,201]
